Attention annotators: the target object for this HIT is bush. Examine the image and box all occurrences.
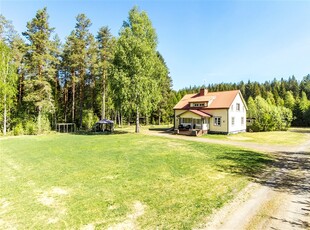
[247,96,293,132]
[13,123,24,136]
[38,115,51,133]
[82,109,98,130]
[25,120,38,135]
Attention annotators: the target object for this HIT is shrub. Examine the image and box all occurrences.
[247,96,293,132]
[38,115,51,133]
[25,120,38,135]
[13,123,24,136]
[82,109,98,130]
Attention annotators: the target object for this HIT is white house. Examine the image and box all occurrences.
[173,89,247,135]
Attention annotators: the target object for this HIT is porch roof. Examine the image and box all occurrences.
[177,109,212,118]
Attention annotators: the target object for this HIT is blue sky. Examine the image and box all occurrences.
[1,0,310,90]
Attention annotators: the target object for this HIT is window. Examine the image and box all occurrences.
[193,119,201,124]
[236,103,240,111]
[232,117,235,126]
[192,103,205,107]
[231,105,234,111]
[182,118,191,123]
[214,117,221,126]
[241,117,244,125]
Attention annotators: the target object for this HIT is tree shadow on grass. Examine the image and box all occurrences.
[214,149,274,178]
[215,149,310,196]
[260,151,310,195]
[216,149,310,229]
[289,127,310,134]
[70,130,130,136]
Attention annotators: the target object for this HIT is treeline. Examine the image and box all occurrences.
[1,7,310,136]
[178,76,310,130]
[0,7,175,135]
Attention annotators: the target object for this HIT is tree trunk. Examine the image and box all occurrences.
[79,73,85,128]
[101,71,106,119]
[158,111,161,125]
[3,91,6,136]
[118,110,122,127]
[18,73,24,106]
[38,108,41,134]
[3,56,8,135]
[91,73,96,111]
[146,113,149,126]
[54,72,58,128]
[64,86,67,122]
[72,73,75,123]
[135,107,140,133]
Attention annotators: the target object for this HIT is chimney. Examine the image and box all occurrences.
[200,88,208,96]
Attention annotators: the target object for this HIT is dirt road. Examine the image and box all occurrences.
[146,130,310,230]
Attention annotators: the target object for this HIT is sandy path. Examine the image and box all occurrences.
[145,130,310,229]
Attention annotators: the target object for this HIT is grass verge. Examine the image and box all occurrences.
[202,128,309,146]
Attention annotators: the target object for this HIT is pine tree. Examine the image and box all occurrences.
[73,14,93,128]
[96,26,115,119]
[22,7,57,133]
[62,31,77,123]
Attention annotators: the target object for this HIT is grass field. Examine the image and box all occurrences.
[202,128,309,146]
[0,133,272,229]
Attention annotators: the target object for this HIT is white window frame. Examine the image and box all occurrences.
[232,117,235,126]
[214,117,221,126]
[241,117,244,125]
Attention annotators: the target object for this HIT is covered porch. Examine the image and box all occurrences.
[175,110,211,136]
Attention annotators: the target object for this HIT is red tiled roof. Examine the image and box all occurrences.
[173,90,242,110]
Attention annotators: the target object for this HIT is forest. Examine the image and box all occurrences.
[1,7,310,135]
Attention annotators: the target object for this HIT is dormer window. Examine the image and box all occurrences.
[194,103,205,107]
[191,102,208,107]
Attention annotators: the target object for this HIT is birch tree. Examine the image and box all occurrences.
[113,6,163,133]
[0,41,17,135]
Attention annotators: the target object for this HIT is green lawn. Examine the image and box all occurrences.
[0,133,272,229]
[202,128,309,146]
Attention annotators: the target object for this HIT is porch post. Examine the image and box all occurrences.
[174,110,176,129]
